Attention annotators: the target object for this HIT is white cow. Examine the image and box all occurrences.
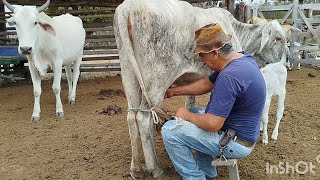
[114,0,287,178]
[3,0,86,121]
[260,55,288,145]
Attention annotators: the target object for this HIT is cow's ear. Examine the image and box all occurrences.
[39,19,56,36]
[260,25,271,52]
[6,17,16,26]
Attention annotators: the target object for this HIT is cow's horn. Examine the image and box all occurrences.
[2,0,15,12]
[37,0,50,12]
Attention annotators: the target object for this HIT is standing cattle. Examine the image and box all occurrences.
[247,16,302,70]
[114,0,287,178]
[260,55,288,145]
[3,0,86,121]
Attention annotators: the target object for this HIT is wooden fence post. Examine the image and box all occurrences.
[245,5,251,23]
[0,3,5,33]
[252,3,258,17]
[227,0,235,15]
[289,0,299,69]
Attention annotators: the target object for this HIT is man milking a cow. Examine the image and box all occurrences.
[160,23,266,179]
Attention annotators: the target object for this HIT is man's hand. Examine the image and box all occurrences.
[164,85,178,99]
[175,107,190,121]
[164,78,213,99]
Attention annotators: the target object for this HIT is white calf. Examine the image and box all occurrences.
[260,59,287,145]
[4,0,86,121]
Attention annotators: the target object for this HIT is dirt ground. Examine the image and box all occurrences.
[0,66,320,180]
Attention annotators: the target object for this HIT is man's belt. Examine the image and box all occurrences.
[234,136,255,148]
[218,130,255,148]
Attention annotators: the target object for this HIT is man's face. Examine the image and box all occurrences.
[198,50,222,71]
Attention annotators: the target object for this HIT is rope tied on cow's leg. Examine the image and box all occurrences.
[128,107,174,132]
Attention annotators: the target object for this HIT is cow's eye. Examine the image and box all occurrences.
[34,22,38,26]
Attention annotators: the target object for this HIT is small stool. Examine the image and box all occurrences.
[211,156,240,180]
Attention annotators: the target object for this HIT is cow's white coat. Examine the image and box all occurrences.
[114,0,288,178]
[6,4,85,121]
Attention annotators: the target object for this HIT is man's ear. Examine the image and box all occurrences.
[39,18,56,36]
[6,17,15,26]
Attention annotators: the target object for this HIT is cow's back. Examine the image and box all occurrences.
[116,0,206,81]
[52,13,86,62]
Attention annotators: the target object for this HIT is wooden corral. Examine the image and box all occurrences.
[251,0,320,67]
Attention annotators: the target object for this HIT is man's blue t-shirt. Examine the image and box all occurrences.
[205,53,266,143]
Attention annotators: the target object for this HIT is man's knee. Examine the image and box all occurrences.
[161,120,176,141]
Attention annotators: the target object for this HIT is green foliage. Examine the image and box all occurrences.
[263,11,289,19]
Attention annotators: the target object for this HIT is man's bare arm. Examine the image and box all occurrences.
[176,107,225,132]
[166,78,213,98]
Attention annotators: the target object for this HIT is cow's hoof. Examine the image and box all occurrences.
[153,168,166,178]
[271,137,278,143]
[68,99,75,105]
[130,170,145,179]
[56,112,64,118]
[271,134,278,141]
[31,116,40,122]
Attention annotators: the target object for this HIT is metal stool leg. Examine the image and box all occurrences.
[228,162,240,180]
[212,158,240,180]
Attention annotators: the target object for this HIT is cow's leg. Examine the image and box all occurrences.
[52,62,64,118]
[127,110,144,178]
[28,63,42,122]
[136,110,164,178]
[121,67,145,178]
[262,96,271,145]
[65,65,73,105]
[69,58,81,105]
[271,93,285,142]
[288,63,293,71]
[185,95,196,110]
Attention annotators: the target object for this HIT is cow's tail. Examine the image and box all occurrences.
[114,5,152,107]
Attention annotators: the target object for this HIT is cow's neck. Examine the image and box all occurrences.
[37,26,55,49]
[231,21,264,54]
[30,27,55,76]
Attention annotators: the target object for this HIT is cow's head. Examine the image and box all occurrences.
[3,0,53,55]
[257,20,288,66]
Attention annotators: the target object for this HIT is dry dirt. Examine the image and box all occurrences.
[0,67,320,180]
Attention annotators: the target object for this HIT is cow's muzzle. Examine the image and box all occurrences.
[20,46,32,55]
